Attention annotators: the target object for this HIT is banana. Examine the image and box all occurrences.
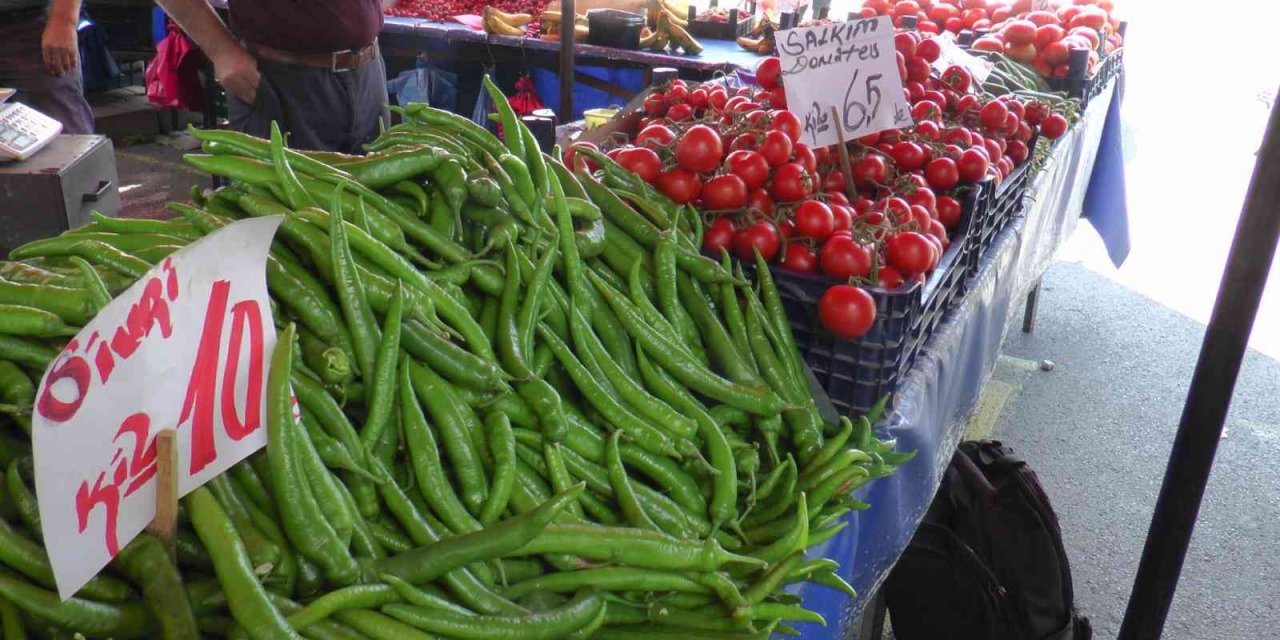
[574,24,589,42]
[639,26,661,48]
[541,10,562,23]
[488,6,533,26]
[483,8,527,37]
[666,16,703,55]
[737,35,761,51]
[663,7,689,27]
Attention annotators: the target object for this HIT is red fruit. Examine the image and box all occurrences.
[821,235,873,279]
[957,148,990,182]
[770,162,812,201]
[831,203,854,232]
[824,168,848,193]
[1003,19,1037,46]
[818,285,877,339]
[906,56,932,83]
[916,37,942,62]
[891,141,927,172]
[794,200,836,241]
[877,266,906,289]
[666,102,695,122]
[936,195,963,228]
[979,100,1010,130]
[643,92,669,116]
[759,130,793,167]
[769,86,788,109]
[894,31,918,57]
[615,146,662,185]
[702,217,736,254]
[793,143,818,173]
[1040,113,1069,139]
[886,231,935,276]
[911,100,944,122]
[675,125,724,174]
[924,157,959,190]
[735,221,781,261]
[564,142,599,172]
[636,124,676,149]
[770,111,804,144]
[1035,23,1066,49]
[756,57,783,91]
[780,243,818,273]
[1006,139,1030,165]
[853,155,891,187]
[655,168,703,204]
[905,187,937,214]
[747,188,775,215]
[701,174,749,210]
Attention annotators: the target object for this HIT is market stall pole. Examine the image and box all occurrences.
[1118,86,1280,640]
[559,0,576,121]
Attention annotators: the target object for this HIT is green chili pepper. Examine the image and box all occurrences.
[360,281,404,450]
[384,589,604,640]
[479,411,517,526]
[399,360,482,534]
[268,122,316,209]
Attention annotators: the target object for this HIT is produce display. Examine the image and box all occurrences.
[388,0,553,25]
[571,31,1076,339]
[640,0,705,55]
[0,77,912,638]
[854,0,1123,80]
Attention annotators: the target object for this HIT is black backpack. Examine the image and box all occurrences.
[883,440,1091,640]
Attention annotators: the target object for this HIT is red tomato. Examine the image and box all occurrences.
[708,87,729,110]
[1006,43,1038,64]
[769,111,803,144]
[1003,19,1037,45]
[957,148,990,182]
[1069,26,1101,49]
[819,285,877,339]
[887,231,934,275]
[759,130,793,167]
[780,243,818,273]
[911,100,944,122]
[675,125,723,174]
[1005,139,1029,165]
[894,31,918,57]
[891,141,927,172]
[656,168,702,204]
[979,100,1010,130]
[1040,113,1069,139]
[916,37,942,62]
[910,204,933,229]
[701,174,748,210]
[1068,7,1106,30]
[688,88,710,109]
[636,124,676,150]
[702,217,736,254]
[1025,10,1059,26]
[1034,23,1066,49]
[943,127,973,147]
[793,143,818,173]
[643,92,668,116]
[853,155,891,187]
[794,200,836,241]
[615,146,661,184]
[821,235,873,279]
[877,265,906,289]
[990,5,1011,22]
[972,36,1004,53]
[894,0,921,18]
[916,120,942,141]
[755,57,783,91]
[667,83,688,102]
[728,133,758,152]
[831,203,854,232]
[929,4,959,23]
[564,141,599,172]
[726,150,770,190]
[769,86,788,109]
[770,162,812,201]
[984,138,1004,164]
[747,188,774,215]
[823,168,848,193]
[955,94,981,115]
[936,195,962,228]
[905,186,936,214]
[666,102,695,122]
[940,66,972,93]
[945,16,965,32]
[826,191,850,206]
[735,221,781,261]
[924,157,960,190]
[1041,40,1070,65]
[906,56,932,83]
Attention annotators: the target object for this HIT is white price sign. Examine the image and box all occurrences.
[776,16,913,148]
[931,36,994,84]
[33,216,282,599]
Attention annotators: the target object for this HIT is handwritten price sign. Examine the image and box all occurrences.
[33,216,282,599]
[776,16,913,148]
[931,36,993,85]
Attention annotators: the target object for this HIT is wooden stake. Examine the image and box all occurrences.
[830,106,857,202]
[146,430,178,555]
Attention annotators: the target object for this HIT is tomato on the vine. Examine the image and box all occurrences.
[666,102,695,122]
[891,141,927,172]
[643,92,668,116]
[747,188,775,215]
[735,221,781,261]
[656,168,702,204]
[924,158,959,190]
[770,162,812,201]
[877,265,906,289]
[793,143,817,173]
[821,235,873,280]
[769,111,803,144]
[635,124,676,150]
[780,243,818,273]
[564,142,599,172]
[936,195,963,228]
[887,231,935,276]
[957,148,990,183]
[759,130,793,167]
[701,174,748,210]
[676,125,724,173]
[853,155,890,187]
[756,56,782,91]
[703,218,736,254]
[819,285,877,339]
[614,146,661,185]
[979,100,1010,131]
[1040,114,1069,139]
[726,150,770,190]
[794,200,835,241]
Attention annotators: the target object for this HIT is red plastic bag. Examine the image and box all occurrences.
[145,22,205,111]
[509,76,545,117]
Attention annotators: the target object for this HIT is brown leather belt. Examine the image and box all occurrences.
[244,40,379,72]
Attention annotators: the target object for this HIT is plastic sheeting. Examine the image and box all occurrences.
[793,81,1125,638]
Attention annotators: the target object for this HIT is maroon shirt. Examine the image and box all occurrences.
[228,0,382,54]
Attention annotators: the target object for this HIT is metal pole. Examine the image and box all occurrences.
[558,0,576,122]
[1117,87,1280,640]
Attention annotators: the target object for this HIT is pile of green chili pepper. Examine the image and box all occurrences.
[0,76,913,639]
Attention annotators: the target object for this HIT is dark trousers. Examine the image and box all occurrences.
[228,51,390,154]
[0,9,95,135]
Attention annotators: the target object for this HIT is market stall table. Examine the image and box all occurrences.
[793,79,1127,638]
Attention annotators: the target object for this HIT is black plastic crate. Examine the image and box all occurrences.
[764,185,983,418]
[687,1,755,40]
[967,148,1035,270]
[1047,47,1124,109]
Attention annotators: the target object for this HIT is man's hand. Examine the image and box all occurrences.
[41,14,79,77]
[213,45,261,105]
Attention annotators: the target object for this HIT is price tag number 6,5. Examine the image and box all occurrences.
[777,16,912,148]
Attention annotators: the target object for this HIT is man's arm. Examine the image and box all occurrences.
[42,0,82,77]
[153,0,259,103]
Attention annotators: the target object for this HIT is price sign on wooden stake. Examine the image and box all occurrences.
[32,216,282,599]
[776,15,913,148]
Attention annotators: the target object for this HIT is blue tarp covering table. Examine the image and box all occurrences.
[793,79,1128,637]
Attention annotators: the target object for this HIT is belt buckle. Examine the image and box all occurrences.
[331,49,354,73]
